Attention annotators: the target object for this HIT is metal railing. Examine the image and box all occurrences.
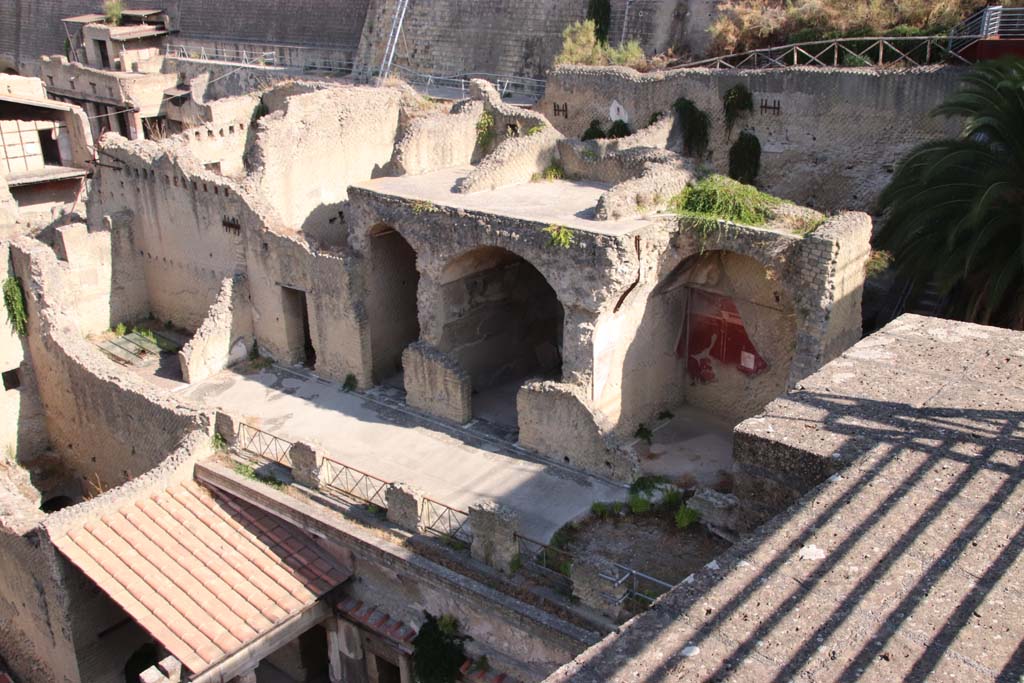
[515,533,573,581]
[669,35,979,71]
[950,5,1024,52]
[392,66,546,102]
[165,43,357,75]
[318,456,390,508]
[599,562,674,606]
[166,44,278,66]
[421,496,472,543]
[236,422,294,468]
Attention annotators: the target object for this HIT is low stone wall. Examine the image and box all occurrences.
[402,341,472,425]
[179,274,254,383]
[517,381,639,483]
[595,161,693,221]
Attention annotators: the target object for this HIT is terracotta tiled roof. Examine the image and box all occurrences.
[53,481,350,676]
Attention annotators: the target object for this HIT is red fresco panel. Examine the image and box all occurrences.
[679,289,768,383]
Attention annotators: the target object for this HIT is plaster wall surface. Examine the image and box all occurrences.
[540,65,964,211]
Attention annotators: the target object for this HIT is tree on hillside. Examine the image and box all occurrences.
[588,0,612,43]
[876,57,1024,329]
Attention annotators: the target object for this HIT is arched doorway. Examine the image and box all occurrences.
[367,225,420,385]
[438,247,563,428]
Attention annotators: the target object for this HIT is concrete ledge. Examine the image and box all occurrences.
[402,342,472,425]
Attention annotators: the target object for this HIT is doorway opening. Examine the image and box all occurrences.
[438,247,563,429]
[281,286,316,367]
[38,129,61,165]
[95,40,111,68]
[367,226,420,387]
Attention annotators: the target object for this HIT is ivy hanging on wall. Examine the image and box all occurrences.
[673,97,710,158]
[412,613,468,683]
[3,276,28,337]
[728,131,762,185]
[723,84,754,137]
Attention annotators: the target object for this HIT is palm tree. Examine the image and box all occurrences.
[876,57,1024,329]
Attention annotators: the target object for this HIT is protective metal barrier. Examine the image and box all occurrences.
[318,456,390,508]
[421,497,471,543]
[236,423,294,468]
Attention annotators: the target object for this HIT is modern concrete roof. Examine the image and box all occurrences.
[52,481,350,675]
[545,314,1024,682]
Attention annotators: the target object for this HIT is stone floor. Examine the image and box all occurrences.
[177,363,627,542]
[632,405,737,489]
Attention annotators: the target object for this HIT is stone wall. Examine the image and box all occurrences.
[178,273,253,383]
[243,85,402,235]
[9,237,209,490]
[540,65,964,211]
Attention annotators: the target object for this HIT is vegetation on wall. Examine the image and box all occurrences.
[543,224,574,249]
[587,0,613,43]
[607,119,633,139]
[3,276,28,337]
[877,58,1024,329]
[532,160,565,182]
[709,0,993,55]
[103,0,124,26]
[555,20,647,70]
[728,131,762,184]
[475,111,496,148]
[581,120,606,141]
[412,613,468,683]
[673,98,710,157]
[671,175,783,239]
[723,84,754,136]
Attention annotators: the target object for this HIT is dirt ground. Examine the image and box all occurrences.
[566,514,731,585]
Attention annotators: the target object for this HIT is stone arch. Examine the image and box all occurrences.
[366,223,421,384]
[436,245,565,427]
[620,248,797,429]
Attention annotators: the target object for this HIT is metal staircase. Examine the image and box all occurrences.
[378,0,411,82]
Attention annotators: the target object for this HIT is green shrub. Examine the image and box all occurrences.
[673,98,710,157]
[342,374,358,392]
[581,120,606,141]
[675,505,700,529]
[723,84,754,135]
[648,111,665,126]
[412,613,468,683]
[607,119,632,139]
[555,20,647,70]
[103,0,123,25]
[628,493,652,514]
[411,200,438,214]
[476,111,496,148]
[533,160,565,182]
[2,277,28,337]
[526,123,546,135]
[234,462,285,489]
[629,475,668,497]
[132,326,157,343]
[728,131,762,184]
[543,224,574,249]
[865,250,894,277]
[113,322,127,336]
[671,175,783,234]
[634,423,653,444]
[211,432,228,450]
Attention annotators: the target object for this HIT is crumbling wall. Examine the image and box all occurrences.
[9,238,209,491]
[178,274,254,383]
[540,65,964,211]
[244,85,402,233]
[387,100,482,176]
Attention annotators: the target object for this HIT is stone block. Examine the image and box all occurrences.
[570,553,627,621]
[139,668,167,683]
[689,488,742,538]
[386,482,423,533]
[289,441,320,489]
[214,411,238,446]
[468,500,519,573]
[402,342,471,425]
[158,657,182,682]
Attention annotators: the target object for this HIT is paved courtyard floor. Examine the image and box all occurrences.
[178,364,627,542]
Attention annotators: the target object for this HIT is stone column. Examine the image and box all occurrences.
[386,483,423,533]
[215,411,238,447]
[290,441,320,489]
[468,500,520,573]
[325,619,343,683]
[402,342,472,424]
